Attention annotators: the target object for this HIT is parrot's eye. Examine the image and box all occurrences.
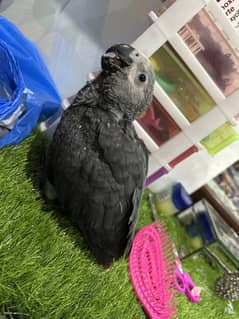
[139,74,147,82]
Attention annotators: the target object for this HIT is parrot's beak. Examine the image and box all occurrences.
[101,44,134,72]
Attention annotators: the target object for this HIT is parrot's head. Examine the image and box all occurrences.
[101,44,155,121]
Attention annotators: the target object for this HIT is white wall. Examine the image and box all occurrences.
[0,0,162,97]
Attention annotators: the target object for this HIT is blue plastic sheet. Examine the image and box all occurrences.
[0,16,61,148]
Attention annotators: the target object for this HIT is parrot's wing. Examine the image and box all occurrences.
[125,139,148,255]
[98,121,148,258]
[124,188,143,256]
[46,105,87,186]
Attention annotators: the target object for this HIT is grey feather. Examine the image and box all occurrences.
[47,44,155,265]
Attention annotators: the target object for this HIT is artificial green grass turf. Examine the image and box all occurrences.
[0,133,238,318]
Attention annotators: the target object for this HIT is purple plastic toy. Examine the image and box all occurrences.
[175,267,201,303]
[173,246,202,303]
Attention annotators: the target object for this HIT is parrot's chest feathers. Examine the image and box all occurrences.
[100,116,138,148]
[97,114,144,177]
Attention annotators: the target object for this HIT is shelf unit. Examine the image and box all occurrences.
[132,0,239,194]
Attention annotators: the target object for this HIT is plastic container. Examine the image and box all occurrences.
[150,42,216,122]
[152,182,192,216]
[176,199,239,271]
[200,122,239,156]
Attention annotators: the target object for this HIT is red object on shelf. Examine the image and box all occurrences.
[138,97,181,147]
[169,146,199,168]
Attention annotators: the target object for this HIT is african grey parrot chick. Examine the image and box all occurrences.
[46,44,155,265]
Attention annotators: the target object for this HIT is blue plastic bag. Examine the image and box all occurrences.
[0,16,61,148]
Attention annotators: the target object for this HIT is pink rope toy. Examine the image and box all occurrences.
[129,221,177,319]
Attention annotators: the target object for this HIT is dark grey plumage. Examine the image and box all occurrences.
[46,44,155,265]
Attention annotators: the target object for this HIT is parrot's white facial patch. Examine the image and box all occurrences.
[127,50,152,87]
[129,50,153,77]
[128,63,148,89]
[129,49,148,61]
